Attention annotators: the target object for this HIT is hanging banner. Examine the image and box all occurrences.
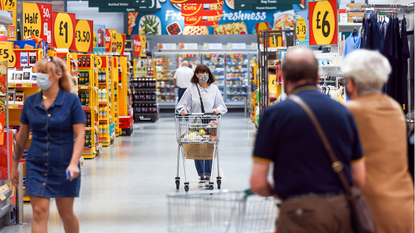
[184,16,220,26]
[1,0,17,40]
[181,3,223,17]
[22,2,52,45]
[128,12,139,35]
[133,35,146,57]
[52,12,76,49]
[75,19,93,52]
[309,0,337,46]
[115,33,126,54]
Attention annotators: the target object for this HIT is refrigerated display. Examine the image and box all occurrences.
[226,53,250,102]
[202,53,225,99]
[154,53,177,103]
[178,53,200,70]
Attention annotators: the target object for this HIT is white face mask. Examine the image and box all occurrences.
[35,73,52,90]
[199,74,209,83]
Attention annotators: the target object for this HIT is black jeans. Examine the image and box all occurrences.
[178,88,187,102]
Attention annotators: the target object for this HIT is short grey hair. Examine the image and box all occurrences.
[342,49,391,95]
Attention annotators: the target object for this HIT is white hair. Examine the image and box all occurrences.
[342,49,391,95]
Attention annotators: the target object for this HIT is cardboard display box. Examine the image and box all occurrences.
[348,12,365,22]
[347,3,365,12]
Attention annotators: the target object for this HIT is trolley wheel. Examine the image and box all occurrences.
[209,184,214,190]
[175,180,180,190]
[184,185,189,192]
[217,180,221,189]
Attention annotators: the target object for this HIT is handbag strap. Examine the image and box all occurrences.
[196,84,205,113]
[289,95,352,195]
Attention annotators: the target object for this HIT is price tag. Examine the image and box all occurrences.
[75,20,93,52]
[22,83,32,87]
[8,83,15,87]
[115,33,125,54]
[53,12,75,49]
[309,0,337,45]
[96,57,102,69]
[0,42,12,63]
[296,17,307,42]
[9,105,16,109]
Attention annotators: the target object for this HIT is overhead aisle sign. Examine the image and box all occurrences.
[22,2,52,45]
[88,0,157,12]
[233,0,300,11]
[75,20,94,52]
[309,0,337,45]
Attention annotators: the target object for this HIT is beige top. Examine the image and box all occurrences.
[346,93,414,233]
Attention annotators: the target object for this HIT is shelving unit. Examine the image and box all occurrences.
[118,56,129,117]
[226,53,250,103]
[202,53,225,100]
[97,55,111,147]
[155,54,177,103]
[110,56,119,139]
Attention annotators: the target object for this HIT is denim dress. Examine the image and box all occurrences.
[20,89,86,198]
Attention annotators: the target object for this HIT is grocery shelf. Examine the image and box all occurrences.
[204,62,225,66]
[227,92,248,95]
[8,104,24,109]
[78,86,91,89]
[99,102,108,105]
[8,83,39,88]
[227,70,248,73]
[82,106,91,110]
[228,85,248,88]
[136,88,157,91]
[227,62,248,65]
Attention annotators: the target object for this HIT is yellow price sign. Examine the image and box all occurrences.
[0,42,13,63]
[115,33,125,54]
[53,12,75,49]
[309,0,337,45]
[93,30,97,48]
[296,17,307,42]
[75,20,92,52]
[96,57,102,69]
[7,50,15,68]
[22,83,32,87]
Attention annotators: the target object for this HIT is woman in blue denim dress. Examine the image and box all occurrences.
[11,57,86,233]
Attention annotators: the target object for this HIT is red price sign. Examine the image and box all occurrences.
[22,2,52,45]
[182,3,223,17]
[184,16,220,26]
[309,0,338,45]
[52,12,76,49]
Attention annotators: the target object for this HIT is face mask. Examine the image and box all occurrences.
[199,74,209,83]
[36,73,52,90]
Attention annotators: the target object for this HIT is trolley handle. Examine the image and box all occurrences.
[175,113,221,116]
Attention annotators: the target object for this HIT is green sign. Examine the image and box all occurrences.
[234,4,295,11]
[234,0,302,10]
[98,7,137,12]
[89,1,132,7]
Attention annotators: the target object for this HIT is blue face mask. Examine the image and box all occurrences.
[36,73,52,90]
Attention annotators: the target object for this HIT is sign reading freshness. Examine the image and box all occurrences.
[75,20,94,52]
[309,0,337,45]
[22,2,52,45]
[52,12,76,49]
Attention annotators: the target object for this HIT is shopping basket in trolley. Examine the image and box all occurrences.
[167,190,279,233]
[175,113,221,191]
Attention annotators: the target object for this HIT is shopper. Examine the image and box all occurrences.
[176,64,227,186]
[10,57,86,233]
[250,47,365,233]
[174,61,194,101]
[343,49,414,233]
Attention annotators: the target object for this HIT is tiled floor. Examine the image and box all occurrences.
[2,112,256,233]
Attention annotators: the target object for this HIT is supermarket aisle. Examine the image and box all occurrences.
[3,112,256,233]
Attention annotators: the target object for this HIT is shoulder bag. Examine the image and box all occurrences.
[289,94,375,233]
[196,84,205,113]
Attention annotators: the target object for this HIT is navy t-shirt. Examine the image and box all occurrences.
[253,85,363,197]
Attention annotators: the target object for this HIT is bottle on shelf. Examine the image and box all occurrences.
[102,88,107,102]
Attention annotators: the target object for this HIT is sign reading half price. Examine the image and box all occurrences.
[309,0,337,45]
[22,2,52,45]
[75,20,93,52]
[52,12,76,49]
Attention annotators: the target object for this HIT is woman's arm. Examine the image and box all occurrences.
[11,124,31,187]
[67,123,85,181]
[176,87,192,114]
[213,87,228,114]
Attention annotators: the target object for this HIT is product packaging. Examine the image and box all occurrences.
[15,91,24,105]
[29,52,37,67]
[348,12,365,22]
[20,52,28,68]
[14,41,36,49]
[23,68,31,82]
[31,73,37,82]
[347,3,365,12]
[7,68,15,83]
[8,89,15,104]
[15,70,23,82]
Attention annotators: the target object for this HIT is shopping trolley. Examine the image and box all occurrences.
[175,113,221,191]
[167,190,279,233]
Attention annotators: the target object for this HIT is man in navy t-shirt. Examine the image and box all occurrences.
[250,47,365,233]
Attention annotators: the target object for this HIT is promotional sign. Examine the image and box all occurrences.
[227,43,246,50]
[75,20,93,52]
[115,33,126,54]
[178,43,198,50]
[234,0,301,11]
[182,3,223,17]
[2,0,16,40]
[93,25,105,48]
[295,9,309,46]
[133,35,146,57]
[184,16,219,26]
[309,0,337,46]
[52,12,76,49]
[128,12,139,35]
[0,42,13,62]
[105,29,112,52]
[202,43,222,50]
[157,43,176,50]
[87,0,156,12]
[22,2,52,45]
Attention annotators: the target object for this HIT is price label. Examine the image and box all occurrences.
[0,42,13,63]
[75,20,93,52]
[309,0,337,45]
[296,17,307,42]
[96,57,102,69]
[8,105,16,109]
[8,83,15,87]
[53,12,75,49]
[93,30,97,48]
[22,83,32,87]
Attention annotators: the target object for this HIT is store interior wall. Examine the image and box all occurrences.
[66,1,124,34]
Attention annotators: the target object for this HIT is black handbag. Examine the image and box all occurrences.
[289,94,375,233]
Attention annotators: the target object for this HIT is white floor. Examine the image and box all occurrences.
[2,112,257,233]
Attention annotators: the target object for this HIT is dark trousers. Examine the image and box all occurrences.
[277,195,354,233]
[178,88,187,102]
[194,160,212,177]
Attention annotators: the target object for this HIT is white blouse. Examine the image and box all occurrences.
[176,84,228,114]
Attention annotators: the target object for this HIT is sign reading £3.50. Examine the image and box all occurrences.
[52,12,76,49]
[75,19,93,52]
[22,2,52,45]
[309,0,337,46]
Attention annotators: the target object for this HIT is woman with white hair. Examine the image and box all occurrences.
[343,49,414,233]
